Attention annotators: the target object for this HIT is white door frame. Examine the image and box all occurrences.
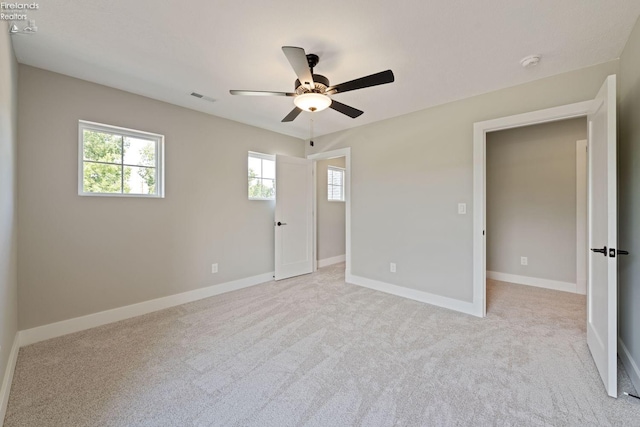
[307,147,351,276]
[576,139,588,295]
[472,101,593,317]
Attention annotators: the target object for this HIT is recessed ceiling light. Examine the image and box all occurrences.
[520,55,541,68]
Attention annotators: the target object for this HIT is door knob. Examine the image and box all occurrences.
[591,246,607,256]
[609,248,630,257]
[276,221,287,226]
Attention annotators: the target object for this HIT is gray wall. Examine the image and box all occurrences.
[17,65,304,330]
[316,157,346,261]
[0,25,18,389]
[619,15,640,391]
[307,60,618,302]
[486,118,586,283]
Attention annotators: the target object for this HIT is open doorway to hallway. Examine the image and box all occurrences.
[315,156,346,270]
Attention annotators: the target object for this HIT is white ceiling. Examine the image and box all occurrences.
[10,0,640,139]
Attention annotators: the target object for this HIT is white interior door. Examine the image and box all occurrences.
[275,155,313,280]
[587,75,617,398]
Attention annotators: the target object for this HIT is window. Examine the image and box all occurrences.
[248,152,275,200]
[79,121,164,197]
[328,166,345,201]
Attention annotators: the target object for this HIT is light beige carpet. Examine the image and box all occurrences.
[4,264,640,426]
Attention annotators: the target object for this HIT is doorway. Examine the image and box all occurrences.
[472,100,593,317]
[307,148,351,275]
[315,156,346,269]
[485,118,588,303]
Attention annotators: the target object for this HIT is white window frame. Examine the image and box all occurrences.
[78,120,165,198]
[327,166,345,202]
[248,151,276,200]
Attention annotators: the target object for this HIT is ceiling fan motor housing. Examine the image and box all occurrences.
[295,74,330,95]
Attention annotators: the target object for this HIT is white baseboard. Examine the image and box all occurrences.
[619,337,640,394]
[318,255,346,268]
[346,274,477,316]
[487,271,577,294]
[0,332,20,423]
[19,272,274,347]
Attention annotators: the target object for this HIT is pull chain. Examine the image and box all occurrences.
[309,118,314,147]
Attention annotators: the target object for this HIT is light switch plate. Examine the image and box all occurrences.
[458,203,467,214]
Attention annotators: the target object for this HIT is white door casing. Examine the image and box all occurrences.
[473,100,593,317]
[576,139,588,295]
[275,155,313,280]
[587,75,617,398]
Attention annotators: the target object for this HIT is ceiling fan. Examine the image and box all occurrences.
[230,46,395,122]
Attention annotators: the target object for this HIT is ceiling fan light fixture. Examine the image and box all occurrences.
[294,93,332,112]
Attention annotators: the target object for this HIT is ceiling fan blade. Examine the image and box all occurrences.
[230,90,295,97]
[330,100,363,119]
[282,107,303,122]
[326,70,395,95]
[282,46,314,90]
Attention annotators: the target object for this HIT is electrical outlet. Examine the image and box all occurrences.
[520,257,528,266]
[211,263,218,273]
[458,203,467,214]
[390,263,397,273]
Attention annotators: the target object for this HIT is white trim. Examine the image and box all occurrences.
[312,160,318,272]
[576,139,588,295]
[307,148,351,278]
[487,271,577,293]
[248,151,276,161]
[0,332,20,423]
[318,254,346,268]
[19,272,274,347]
[619,337,640,394]
[346,274,476,316]
[473,100,593,317]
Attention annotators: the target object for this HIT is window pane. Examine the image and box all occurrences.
[123,166,156,194]
[123,137,155,167]
[328,169,343,186]
[262,159,275,179]
[328,185,338,200]
[261,178,275,198]
[83,162,122,193]
[248,177,260,198]
[83,130,122,163]
[327,168,344,201]
[248,157,262,178]
[248,153,275,199]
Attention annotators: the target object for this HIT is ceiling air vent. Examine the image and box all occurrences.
[190,92,216,103]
